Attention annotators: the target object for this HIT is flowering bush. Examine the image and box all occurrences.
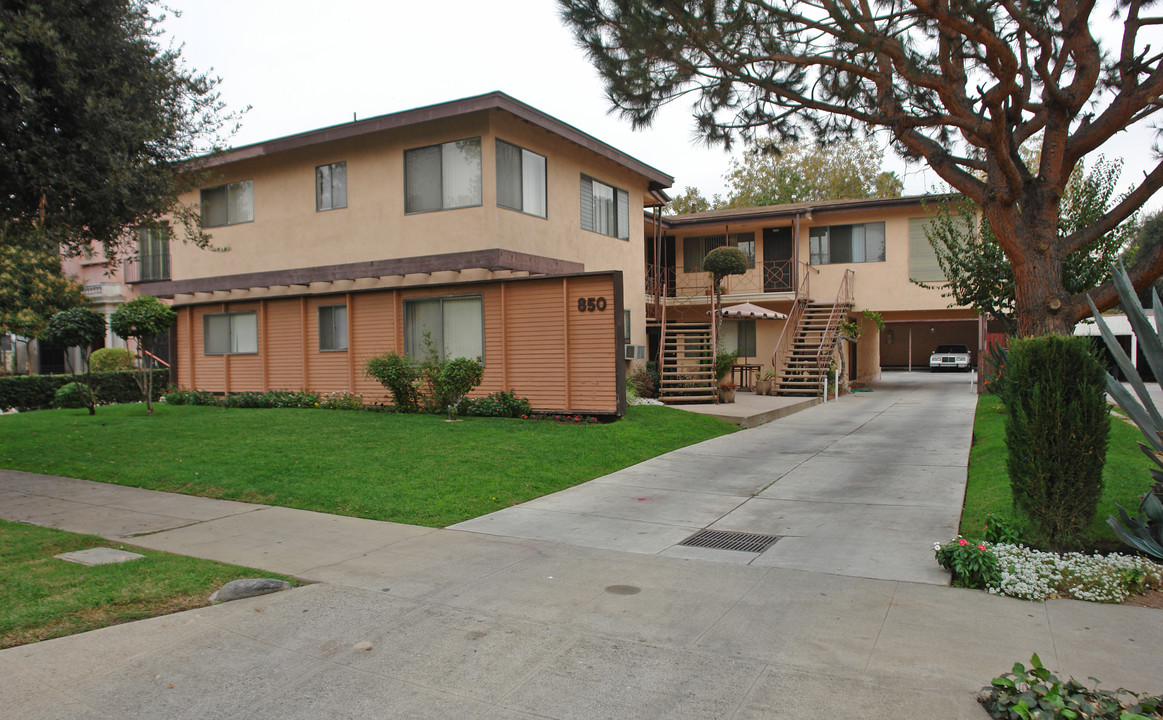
[162,387,219,406]
[936,535,1163,602]
[457,389,531,418]
[522,413,600,424]
[935,536,1000,589]
[319,391,364,411]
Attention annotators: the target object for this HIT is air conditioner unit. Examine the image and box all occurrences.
[624,344,647,361]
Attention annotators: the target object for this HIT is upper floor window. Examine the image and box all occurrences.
[404,138,481,214]
[204,311,257,355]
[136,225,170,282]
[681,233,754,273]
[318,305,348,351]
[496,140,546,218]
[580,175,629,239]
[316,162,347,211]
[201,180,253,227]
[809,222,886,265]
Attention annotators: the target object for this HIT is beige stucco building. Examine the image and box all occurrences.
[136,92,673,414]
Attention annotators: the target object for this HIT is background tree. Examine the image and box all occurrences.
[917,157,1140,332]
[110,296,176,416]
[664,186,716,215]
[720,138,902,208]
[0,0,241,258]
[0,231,86,372]
[560,0,1163,335]
[42,307,107,415]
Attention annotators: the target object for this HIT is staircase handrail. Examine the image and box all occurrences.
[770,266,813,377]
[140,348,171,369]
[814,269,855,368]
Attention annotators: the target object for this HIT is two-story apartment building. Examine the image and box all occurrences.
[645,196,980,399]
[135,93,673,415]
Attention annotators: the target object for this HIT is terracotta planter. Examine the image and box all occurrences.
[718,386,736,403]
[754,380,772,396]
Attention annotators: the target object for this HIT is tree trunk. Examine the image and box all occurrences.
[985,192,1078,337]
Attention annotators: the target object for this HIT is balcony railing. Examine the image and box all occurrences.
[647,259,803,303]
[123,252,170,283]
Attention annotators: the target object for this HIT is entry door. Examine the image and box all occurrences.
[762,227,794,292]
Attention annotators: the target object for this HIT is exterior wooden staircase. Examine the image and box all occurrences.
[774,301,852,397]
[659,322,717,404]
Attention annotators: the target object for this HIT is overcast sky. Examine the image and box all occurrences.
[164,0,1160,206]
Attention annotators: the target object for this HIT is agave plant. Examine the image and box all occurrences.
[1086,263,1163,559]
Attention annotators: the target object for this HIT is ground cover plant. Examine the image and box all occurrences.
[0,519,295,649]
[0,403,735,527]
[981,654,1161,719]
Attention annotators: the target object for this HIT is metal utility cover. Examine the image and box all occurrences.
[678,529,780,553]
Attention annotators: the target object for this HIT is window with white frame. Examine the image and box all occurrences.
[496,140,546,218]
[204,311,258,355]
[318,305,348,351]
[580,174,629,239]
[809,222,886,265]
[404,295,483,362]
[404,138,482,213]
[316,162,347,211]
[201,180,253,227]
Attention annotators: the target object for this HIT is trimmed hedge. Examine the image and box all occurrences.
[0,370,169,411]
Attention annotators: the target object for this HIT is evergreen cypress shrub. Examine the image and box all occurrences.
[1004,335,1110,548]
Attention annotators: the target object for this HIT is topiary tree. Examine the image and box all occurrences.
[703,246,748,355]
[42,306,106,414]
[109,296,176,415]
[427,357,484,419]
[1004,335,1110,549]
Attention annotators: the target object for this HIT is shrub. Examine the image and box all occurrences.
[1005,335,1110,548]
[89,348,135,373]
[0,370,168,411]
[982,340,1008,401]
[109,296,176,416]
[319,391,363,411]
[715,350,738,383]
[364,352,420,412]
[54,382,92,409]
[162,387,219,406]
[628,366,658,399]
[457,390,531,418]
[220,390,321,409]
[424,356,484,414]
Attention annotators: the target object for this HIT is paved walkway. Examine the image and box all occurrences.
[455,371,975,584]
[1,372,1159,719]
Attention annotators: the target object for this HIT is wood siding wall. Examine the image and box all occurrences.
[174,273,624,414]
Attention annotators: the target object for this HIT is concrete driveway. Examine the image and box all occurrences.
[454,371,978,584]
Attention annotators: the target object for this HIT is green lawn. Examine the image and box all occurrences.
[0,403,736,527]
[1,519,295,648]
[960,394,1156,548]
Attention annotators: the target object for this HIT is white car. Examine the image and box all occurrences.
[929,344,972,372]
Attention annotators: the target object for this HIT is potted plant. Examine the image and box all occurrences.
[755,367,774,396]
[718,380,737,403]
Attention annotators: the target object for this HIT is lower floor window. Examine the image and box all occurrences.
[404,295,483,361]
[723,319,756,357]
[204,311,257,354]
[318,305,348,351]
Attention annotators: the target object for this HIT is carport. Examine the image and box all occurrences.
[879,318,980,371]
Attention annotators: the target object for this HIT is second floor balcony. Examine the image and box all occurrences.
[647,259,805,305]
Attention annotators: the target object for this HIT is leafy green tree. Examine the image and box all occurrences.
[720,138,902,208]
[560,0,1163,335]
[664,186,716,215]
[917,157,1140,332]
[42,307,107,414]
[0,0,241,258]
[110,296,176,415]
[703,246,749,349]
[0,232,86,372]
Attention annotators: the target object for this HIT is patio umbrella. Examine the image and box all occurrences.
[715,302,787,320]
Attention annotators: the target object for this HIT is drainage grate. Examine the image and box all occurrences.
[678,529,781,553]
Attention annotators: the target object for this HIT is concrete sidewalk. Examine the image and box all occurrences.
[1,372,1159,719]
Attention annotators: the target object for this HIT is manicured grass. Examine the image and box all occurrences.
[0,519,295,649]
[0,403,736,527]
[960,394,1156,547]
